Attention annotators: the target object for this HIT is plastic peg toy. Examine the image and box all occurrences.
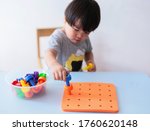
[19,79,28,87]
[34,71,39,79]
[38,77,46,84]
[37,73,47,84]
[12,80,25,98]
[31,85,42,94]
[34,71,39,83]
[25,75,36,86]
[82,63,94,71]
[39,73,46,78]
[17,77,24,82]
[65,73,73,95]
[19,79,30,93]
[66,73,71,86]
[11,71,47,99]
[12,80,21,86]
[24,91,34,98]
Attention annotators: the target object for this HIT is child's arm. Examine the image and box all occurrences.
[45,49,67,81]
[84,51,96,72]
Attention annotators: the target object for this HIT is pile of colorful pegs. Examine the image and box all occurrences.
[11,71,47,99]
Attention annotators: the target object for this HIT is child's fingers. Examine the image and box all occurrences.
[53,72,59,80]
[62,70,67,81]
[53,70,67,81]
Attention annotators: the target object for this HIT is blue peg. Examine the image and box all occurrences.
[66,73,71,86]
[25,75,36,86]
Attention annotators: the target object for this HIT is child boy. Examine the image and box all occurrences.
[45,0,101,81]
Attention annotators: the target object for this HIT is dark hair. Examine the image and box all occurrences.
[65,0,101,32]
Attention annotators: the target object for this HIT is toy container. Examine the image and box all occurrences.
[5,69,48,99]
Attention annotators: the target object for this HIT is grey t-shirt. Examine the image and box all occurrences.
[48,29,92,71]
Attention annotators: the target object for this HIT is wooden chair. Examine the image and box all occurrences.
[36,28,56,68]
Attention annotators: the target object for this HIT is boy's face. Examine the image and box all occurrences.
[64,19,90,44]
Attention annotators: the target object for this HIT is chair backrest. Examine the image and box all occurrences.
[37,28,56,68]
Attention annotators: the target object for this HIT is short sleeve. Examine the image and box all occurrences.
[47,33,61,54]
[86,37,93,52]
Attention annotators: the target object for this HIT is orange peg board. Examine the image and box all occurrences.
[62,82,119,113]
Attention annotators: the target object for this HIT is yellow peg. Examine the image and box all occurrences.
[82,63,94,71]
[20,79,30,93]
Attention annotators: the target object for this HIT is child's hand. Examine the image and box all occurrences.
[86,60,96,72]
[51,62,67,81]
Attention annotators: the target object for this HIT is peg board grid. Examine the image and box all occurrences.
[62,82,119,113]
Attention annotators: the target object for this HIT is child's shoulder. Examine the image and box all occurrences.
[51,28,66,39]
[49,28,67,43]
[52,28,64,36]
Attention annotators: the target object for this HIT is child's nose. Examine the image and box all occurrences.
[76,32,83,39]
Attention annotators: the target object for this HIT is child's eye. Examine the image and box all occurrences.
[73,27,79,32]
[84,31,90,35]
[72,26,80,31]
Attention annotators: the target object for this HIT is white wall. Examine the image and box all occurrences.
[0,0,150,75]
[0,0,70,70]
[94,0,150,75]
